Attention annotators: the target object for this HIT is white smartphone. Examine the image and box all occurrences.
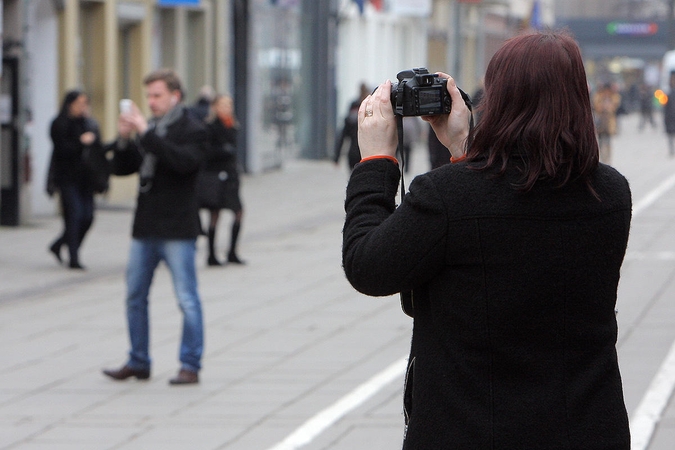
[119,99,132,114]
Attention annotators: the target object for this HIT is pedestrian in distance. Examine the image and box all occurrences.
[638,82,657,132]
[401,116,422,173]
[46,90,103,270]
[343,30,631,449]
[471,77,485,125]
[664,71,675,157]
[102,69,208,385]
[427,122,450,169]
[334,82,370,171]
[189,84,215,122]
[592,82,621,165]
[197,94,246,266]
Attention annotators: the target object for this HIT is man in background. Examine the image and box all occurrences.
[102,69,208,385]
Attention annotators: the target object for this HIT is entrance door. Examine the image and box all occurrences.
[1,58,20,226]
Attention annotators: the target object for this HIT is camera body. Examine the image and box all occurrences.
[391,68,452,116]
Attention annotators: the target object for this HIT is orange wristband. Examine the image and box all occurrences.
[450,154,467,164]
[360,155,399,165]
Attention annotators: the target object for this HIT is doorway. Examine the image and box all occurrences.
[1,58,20,226]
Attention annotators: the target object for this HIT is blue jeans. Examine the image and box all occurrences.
[125,238,203,373]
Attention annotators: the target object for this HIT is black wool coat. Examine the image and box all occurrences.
[49,115,102,190]
[112,109,208,240]
[343,158,632,450]
[204,119,239,180]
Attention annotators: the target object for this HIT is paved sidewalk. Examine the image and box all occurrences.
[1,113,675,450]
[608,114,675,450]
[0,156,413,450]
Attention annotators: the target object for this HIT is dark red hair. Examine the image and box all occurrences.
[467,30,598,194]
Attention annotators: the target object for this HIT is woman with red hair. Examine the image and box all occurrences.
[197,94,245,266]
[343,31,631,449]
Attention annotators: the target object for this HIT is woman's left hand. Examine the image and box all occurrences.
[119,101,149,136]
[357,80,398,160]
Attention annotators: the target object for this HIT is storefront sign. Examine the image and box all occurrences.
[607,22,658,37]
[157,0,200,6]
[270,0,300,6]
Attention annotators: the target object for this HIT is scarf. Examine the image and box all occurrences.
[139,105,185,192]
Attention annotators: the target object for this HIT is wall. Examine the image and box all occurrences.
[335,2,430,124]
[24,0,60,216]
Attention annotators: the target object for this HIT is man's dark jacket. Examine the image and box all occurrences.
[112,108,208,239]
[343,158,632,449]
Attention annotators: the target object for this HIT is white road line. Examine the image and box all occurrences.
[632,172,675,217]
[268,174,675,450]
[630,340,675,450]
[624,251,675,261]
[629,173,675,449]
[266,356,408,450]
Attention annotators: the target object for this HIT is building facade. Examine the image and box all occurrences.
[334,0,432,121]
[0,0,552,224]
[427,0,555,96]
[556,0,673,106]
[1,0,235,221]
[333,0,554,145]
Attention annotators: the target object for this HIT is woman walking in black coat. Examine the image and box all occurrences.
[47,90,102,269]
[197,94,245,266]
[664,71,675,156]
[343,31,631,449]
[334,83,370,171]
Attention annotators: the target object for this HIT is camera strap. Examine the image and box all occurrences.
[396,115,406,199]
[396,115,416,317]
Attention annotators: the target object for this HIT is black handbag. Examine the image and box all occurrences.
[81,118,110,194]
[82,143,111,194]
[196,171,224,209]
[46,151,57,196]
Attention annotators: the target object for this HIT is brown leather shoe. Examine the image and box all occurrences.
[168,368,199,385]
[102,365,150,381]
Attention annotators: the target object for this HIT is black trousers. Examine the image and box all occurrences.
[58,183,94,263]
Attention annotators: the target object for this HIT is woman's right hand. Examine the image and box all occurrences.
[422,73,471,158]
[357,80,398,160]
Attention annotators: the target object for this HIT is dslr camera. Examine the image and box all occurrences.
[390,68,452,116]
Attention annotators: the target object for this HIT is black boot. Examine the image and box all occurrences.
[49,238,64,265]
[67,243,84,269]
[69,259,85,270]
[207,227,222,266]
[227,221,245,264]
